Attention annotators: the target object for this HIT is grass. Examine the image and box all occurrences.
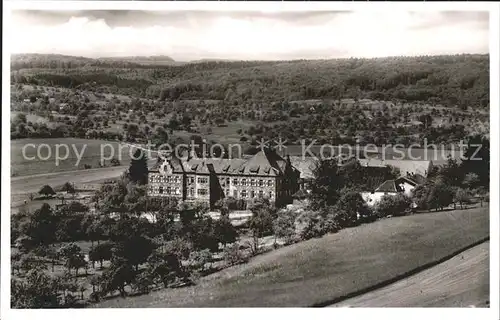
[329,241,489,307]
[10,166,127,210]
[92,206,489,308]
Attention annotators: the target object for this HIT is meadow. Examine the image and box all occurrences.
[11,138,135,177]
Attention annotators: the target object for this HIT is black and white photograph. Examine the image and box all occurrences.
[2,1,499,318]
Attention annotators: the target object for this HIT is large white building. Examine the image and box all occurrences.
[147,148,301,209]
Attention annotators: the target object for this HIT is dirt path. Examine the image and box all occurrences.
[329,241,489,308]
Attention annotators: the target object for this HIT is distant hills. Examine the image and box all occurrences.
[10,53,489,110]
[11,53,180,69]
[98,55,179,65]
[10,53,239,68]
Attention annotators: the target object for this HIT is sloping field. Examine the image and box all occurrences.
[93,206,489,308]
[10,166,128,210]
[11,138,135,177]
[330,241,489,308]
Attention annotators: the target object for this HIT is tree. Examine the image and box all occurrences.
[39,185,56,197]
[63,201,89,214]
[411,183,431,210]
[86,219,104,247]
[248,198,277,253]
[439,158,464,187]
[461,135,489,187]
[427,182,454,211]
[475,186,488,207]
[132,270,154,295]
[188,249,213,273]
[11,268,62,308]
[146,250,185,288]
[308,159,343,209]
[24,203,59,246]
[376,193,412,218]
[299,211,330,240]
[454,188,471,210]
[61,182,76,195]
[273,210,297,245]
[101,256,135,297]
[463,172,480,190]
[335,189,371,227]
[215,215,238,248]
[89,241,113,269]
[223,244,248,266]
[128,148,148,185]
[58,243,87,276]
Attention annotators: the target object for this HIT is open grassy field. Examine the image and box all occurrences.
[92,206,489,308]
[10,166,128,210]
[11,138,136,177]
[330,241,489,308]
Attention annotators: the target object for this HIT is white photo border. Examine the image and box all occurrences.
[2,1,499,320]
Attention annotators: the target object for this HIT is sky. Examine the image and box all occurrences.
[9,10,489,61]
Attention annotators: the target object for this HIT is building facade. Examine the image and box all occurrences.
[147,148,301,208]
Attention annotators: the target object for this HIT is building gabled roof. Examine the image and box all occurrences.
[149,148,294,177]
[289,156,317,180]
[233,149,286,176]
[358,158,432,177]
[375,180,402,193]
[395,176,419,187]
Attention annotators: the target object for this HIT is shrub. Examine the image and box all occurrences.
[376,193,412,217]
[188,249,213,273]
[454,188,472,209]
[273,210,298,245]
[300,214,328,240]
[223,244,248,266]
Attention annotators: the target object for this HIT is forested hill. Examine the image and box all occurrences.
[11,54,489,108]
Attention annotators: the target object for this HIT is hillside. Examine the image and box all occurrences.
[92,206,489,308]
[10,54,490,147]
[11,54,489,108]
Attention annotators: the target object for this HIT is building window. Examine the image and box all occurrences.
[242,179,247,186]
[225,189,230,196]
[259,179,264,187]
[159,186,164,194]
[166,186,171,194]
[198,189,208,196]
[241,190,247,198]
[189,176,195,184]
[267,180,273,187]
[251,179,256,186]
[233,178,238,186]
[258,190,264,198]
[269,191,273,199]
[251,190,255,198]
[226,178,230,185]
[189,188,194,197]
[197,177,208,184]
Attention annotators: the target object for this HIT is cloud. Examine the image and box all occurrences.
[9,10,489,60]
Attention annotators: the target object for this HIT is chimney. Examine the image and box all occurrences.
[188,149,197,161]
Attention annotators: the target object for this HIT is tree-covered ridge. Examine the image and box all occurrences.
[12,54,489,108]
